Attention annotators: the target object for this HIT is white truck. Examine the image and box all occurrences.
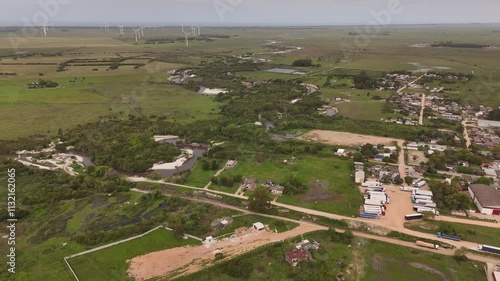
[400,186,415,192]
[364,205,385,215]
[413,189,433,197]
[364,199,386,208]
[362,181,383,188]
[413,180,427,188]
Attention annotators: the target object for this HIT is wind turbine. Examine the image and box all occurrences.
[41,25,47,37]
[191,25,197,36]
[132,28,141,42]
[118,25,124,36]
[105,23,110,32]
[181,26,191,47]
[197,26,201,36]
[140,27,145,37]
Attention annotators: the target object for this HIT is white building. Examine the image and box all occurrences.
[468,184,500,215]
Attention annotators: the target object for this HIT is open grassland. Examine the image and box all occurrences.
[69,228,200,281]
[1,24,500,139]
[360,238,485,281]
[405,220,500,247]
[214,154,362,216]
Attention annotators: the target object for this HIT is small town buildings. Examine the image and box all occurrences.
[253,222,266,231]
[269,184,285,195]
[468,184,500,215]
[285,248,312,266]
[242,177,258,191]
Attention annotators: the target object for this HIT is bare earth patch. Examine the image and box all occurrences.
[126,222,326,280]
[299,130,403,147]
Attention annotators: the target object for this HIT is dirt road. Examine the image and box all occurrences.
[419,93,426,125]
[462,120,472,150]
[433,215,499,228]
[127,221,327,280]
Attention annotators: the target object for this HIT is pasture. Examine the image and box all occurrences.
[2,25,500,139]
[360,238,485,281]
[212,154,362,216]
[68,228,200,281]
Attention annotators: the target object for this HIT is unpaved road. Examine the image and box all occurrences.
[127,221,326,280]
[129,188,500,279]
[419,93,426,125]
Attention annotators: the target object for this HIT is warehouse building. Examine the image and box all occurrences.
[468,184,500,215]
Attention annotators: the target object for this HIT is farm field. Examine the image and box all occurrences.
[405,220,500,247]
[1,25,500,140]
[68,228,200,281]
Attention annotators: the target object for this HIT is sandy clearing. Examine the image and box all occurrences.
[299,130,403,147]
[127,222,326,281]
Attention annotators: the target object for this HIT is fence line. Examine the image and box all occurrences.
[63,225,202,281]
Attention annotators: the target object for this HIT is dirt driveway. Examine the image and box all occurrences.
[126,221,327,280]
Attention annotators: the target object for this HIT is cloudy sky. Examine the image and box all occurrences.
[1,0,500,26]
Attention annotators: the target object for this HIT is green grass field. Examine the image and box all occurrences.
[212,154,361,216]
[68,228,200,281]
[360,238,485,281]
[405,220,500,246]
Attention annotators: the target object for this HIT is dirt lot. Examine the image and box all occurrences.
[377,184,415,230]
[126,222,327,280]
[299,130,403,147]
[407,150,427,166]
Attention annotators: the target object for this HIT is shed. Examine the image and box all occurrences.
[253,222,265,231]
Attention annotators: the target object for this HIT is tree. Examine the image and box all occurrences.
[248,186,272,212]
[404,176,413,186]
[475,177,493,185]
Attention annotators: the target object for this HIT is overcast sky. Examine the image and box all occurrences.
[1,0,500,26]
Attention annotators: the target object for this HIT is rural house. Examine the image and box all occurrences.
[285,248,313,266]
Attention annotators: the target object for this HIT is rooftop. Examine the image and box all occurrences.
[469,184,500,208]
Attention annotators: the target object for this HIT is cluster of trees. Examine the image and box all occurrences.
[211,174,242,188]
[487,108,500,121]
[353,71,376,89]
[424,149,486,174]
[201,159,220,171]
[429,181,472,213]
[28,79,58,88]
[292,58,313,67]
[248,186,272,212]
[281,176,307,195]
[62,120,181,173]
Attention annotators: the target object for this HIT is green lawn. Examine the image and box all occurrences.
[405,220,500,246]
[361,238,485,281]
[69,228,200,281]
[215,155,362,216]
